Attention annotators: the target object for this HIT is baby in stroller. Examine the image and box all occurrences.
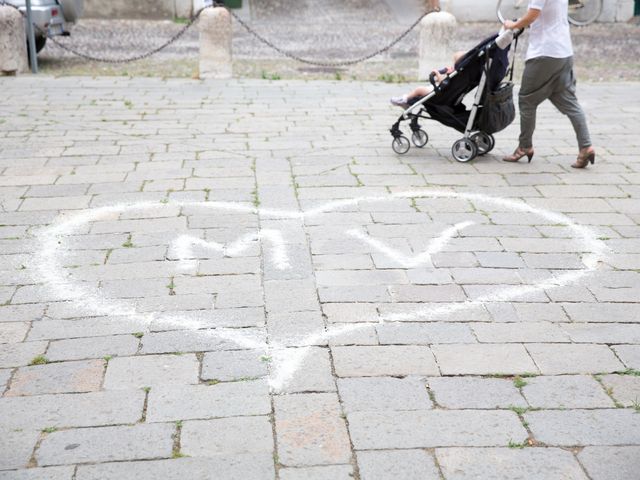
[390,51,467,109]
[389,28,522,163]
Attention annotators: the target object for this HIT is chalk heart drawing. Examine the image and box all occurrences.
[34,191,609,392]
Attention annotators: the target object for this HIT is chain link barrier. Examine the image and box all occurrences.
[1,1,204,63]
[0,1,21,13]
[39,8,206,64]
[1,1,438,67]
[226,5,439,68]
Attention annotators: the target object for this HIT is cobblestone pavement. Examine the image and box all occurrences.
[35,0,640,80]
[1,76,640,479]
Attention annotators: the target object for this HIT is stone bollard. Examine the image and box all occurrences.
[418,11,457,81]
[0,6,28,76]
[175,0,193,18]
[599,0,634,22]
[199,6,232,79]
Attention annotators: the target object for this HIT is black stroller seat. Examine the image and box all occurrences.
[390,29,522,162]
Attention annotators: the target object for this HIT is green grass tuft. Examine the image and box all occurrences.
[508,439,527,449]
[29,355,49,366]
[513,376,528,389]
[378,73,408,83]
[509,406,529,416]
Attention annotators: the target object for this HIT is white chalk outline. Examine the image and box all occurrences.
[32,190,610,392]
[347,221,475,268]
[170,230,291,272]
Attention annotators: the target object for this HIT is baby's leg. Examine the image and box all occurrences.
[391,85,433,108]
[409,86,433,98]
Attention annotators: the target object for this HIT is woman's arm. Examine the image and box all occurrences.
[504,8,541,30]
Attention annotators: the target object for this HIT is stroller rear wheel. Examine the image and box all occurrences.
[452,138,478,163]
[412,129,429,148]
[392,136,411,155]
[471,132,495,155]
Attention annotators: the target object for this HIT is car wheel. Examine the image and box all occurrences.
[35,35,47,53]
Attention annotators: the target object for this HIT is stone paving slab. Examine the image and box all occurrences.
[146,381,271,422]
[436,447,588,480]
[577,446,640,480]
[600,374,640,407]
[349,410,527,449]
[36,423,175,466]
[357,449,440,480]
[274,393,351,467]
[181,416,274,457]
[427,376,527,409]
[7,359,105,396]
[0,390,145,430]
[278,465,354,480]
[521,375,615,409]
[0,466,74,480]
[0,430,40,471]
[613,345,640,369]
[338,376,432,413]
[432,344,538,375]
[333,345,439,377]
[75,455,276,480]
[103,354,199,389]
[45,334,139,361]
[526,409,640,446]
[1,76,640,478]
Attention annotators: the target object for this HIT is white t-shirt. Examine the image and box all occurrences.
[526,0,573,60]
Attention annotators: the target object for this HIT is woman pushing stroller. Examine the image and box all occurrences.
[503,0,595,168]
[388,0,594,169]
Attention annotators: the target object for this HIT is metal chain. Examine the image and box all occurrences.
[1,0,204,63]
[227,5,440,68]
[0,1,22,13]
[1,2,438,67]
[38,8,207,64]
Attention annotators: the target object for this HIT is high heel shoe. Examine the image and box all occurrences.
[503,147,534,163]
[571,147,595,169]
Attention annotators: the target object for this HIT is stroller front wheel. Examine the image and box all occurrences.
[471,132,495,155]
[392,136,411,155]
[452,138,478,163]
[412,129,429,148]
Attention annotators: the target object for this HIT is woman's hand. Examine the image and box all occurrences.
[504,20,518,30]
[504,9,541,30]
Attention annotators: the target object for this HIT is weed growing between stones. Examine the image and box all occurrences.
[29,355,49,366]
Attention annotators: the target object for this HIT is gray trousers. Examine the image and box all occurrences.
[518,56,591,149]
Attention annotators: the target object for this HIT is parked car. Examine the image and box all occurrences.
[5,0,83,53]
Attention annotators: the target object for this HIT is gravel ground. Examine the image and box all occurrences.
[35,0,640,81]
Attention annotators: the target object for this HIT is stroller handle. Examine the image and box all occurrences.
[496,0,524,37]
[496,0,507,24]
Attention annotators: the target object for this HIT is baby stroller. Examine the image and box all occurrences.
[389,27,523,162]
